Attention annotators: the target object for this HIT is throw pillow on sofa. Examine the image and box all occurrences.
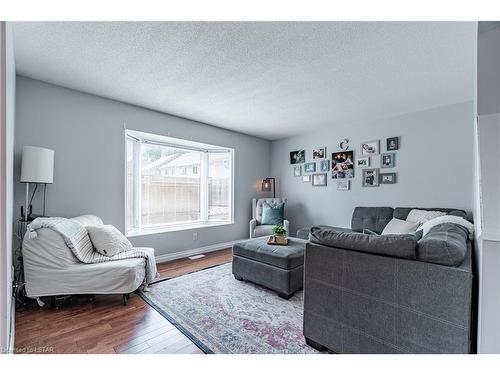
[381,218,420,235]
[261,202,285,225]
[86,225,133,257]
[406,209,446,225]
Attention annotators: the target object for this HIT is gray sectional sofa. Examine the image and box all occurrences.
[297,206,474,354]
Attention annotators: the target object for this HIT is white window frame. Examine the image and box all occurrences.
[124,129,234,236]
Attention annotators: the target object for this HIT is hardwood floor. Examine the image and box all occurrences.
[14,248,233,354]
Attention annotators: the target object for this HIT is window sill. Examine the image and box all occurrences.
[126,221,234,237]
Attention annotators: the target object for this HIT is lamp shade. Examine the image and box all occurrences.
[20,146,54,184]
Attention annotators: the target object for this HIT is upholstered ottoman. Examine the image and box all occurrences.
[232,237,307,299]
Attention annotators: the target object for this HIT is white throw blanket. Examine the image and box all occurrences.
[27,217,159,285]
[418,215,474,240]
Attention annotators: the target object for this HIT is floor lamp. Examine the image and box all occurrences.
[261,177,276,198]
[20,146,54,221]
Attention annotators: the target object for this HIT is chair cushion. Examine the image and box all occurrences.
[261,201,284,225]
[86,225,133,257]
[309,226,418,260]
[418,223,469,266]
[253,225,275,238]
[233,237,307,269]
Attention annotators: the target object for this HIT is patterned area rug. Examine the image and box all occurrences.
[138,263,317,354]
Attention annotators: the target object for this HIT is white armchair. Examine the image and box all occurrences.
[250,198,290,238]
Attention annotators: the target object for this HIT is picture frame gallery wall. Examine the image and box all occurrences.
[289,136,400,190]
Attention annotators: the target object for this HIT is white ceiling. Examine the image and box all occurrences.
[12,22,476,140]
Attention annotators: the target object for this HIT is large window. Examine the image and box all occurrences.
[126,130,234,235]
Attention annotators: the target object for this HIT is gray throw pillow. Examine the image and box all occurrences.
[261,202,285,225]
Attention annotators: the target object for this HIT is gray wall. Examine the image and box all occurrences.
[14,76,271,257]
[270,101,474,234]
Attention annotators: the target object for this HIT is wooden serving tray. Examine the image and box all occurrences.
[267,235,289,246]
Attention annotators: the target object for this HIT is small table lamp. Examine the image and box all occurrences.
[20,146,54,220]
[261,177,276,198]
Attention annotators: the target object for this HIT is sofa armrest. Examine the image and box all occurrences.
[249,219,257,239]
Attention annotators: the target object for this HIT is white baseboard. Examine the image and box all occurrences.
[155,239,242,264]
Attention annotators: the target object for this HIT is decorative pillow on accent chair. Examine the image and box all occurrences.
[86,225,133,257]
[261,201,285,225]
[381,218,420,235]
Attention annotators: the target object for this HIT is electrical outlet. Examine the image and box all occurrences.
[192,232,198,241]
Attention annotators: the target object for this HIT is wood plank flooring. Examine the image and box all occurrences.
[14,248,232,354]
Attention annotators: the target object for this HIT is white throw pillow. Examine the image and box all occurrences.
[86,225,133,257]
[406,209,446,225]
[381,218,420,235]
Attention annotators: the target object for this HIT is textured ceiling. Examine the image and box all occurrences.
[12,22,476,140]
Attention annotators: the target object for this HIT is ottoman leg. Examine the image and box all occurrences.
[233,274,243,281]
[305,337,326,351]
[278,292,293,299]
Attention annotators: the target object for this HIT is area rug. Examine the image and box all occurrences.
[138,263,318,354]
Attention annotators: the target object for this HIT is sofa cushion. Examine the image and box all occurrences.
[418,223,469,266]
[351,207,394,234]
[261,201,284,225]
[309,226,418,260]
[296,225,353,240]
[394,207,467,221]
[381,218,420,235]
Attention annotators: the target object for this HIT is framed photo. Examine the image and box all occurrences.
[356,157,370,167]
[302,175,311,183]
[320,159,330,172]
[386,137,399,151]
[332,151,354,179]
[337,180,350,191]
[290,150,305,164]
[361,140,380,156]
[362,168,379,187]
[304,162,316,173]
[380,172,397,184]
[293,165,302,177]
[313,147,326,159]
[312,173,327,186]
[381,153,395,168]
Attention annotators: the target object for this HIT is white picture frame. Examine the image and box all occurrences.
[336,180,350,191]
[361,140,380,156]
[356,157,370,167]
[293,165,302,177]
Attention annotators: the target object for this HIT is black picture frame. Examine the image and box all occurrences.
[386,137,399,151]
[290,150,305,164]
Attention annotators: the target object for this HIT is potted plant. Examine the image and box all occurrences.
[271,224,287,243]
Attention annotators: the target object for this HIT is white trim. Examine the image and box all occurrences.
[154,239,242,264]
[126,220,234,237]
[7,296,14,353]
[480,231,500,242]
